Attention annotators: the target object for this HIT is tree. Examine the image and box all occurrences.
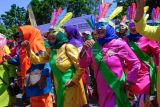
[1,4,27,35]
[0,24,14,39]
[30,0,101,25]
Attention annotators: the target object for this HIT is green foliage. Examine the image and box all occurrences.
[0,4,27,39]
[31,0,101,25]
[0,24,14,39]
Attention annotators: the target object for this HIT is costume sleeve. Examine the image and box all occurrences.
[66,44,84,84]
[42,62,51,77]
[9,54,20,66]
[135,16,160,41]
[118,41,141,84]
[79,48,92,68]
[28,48,50,64]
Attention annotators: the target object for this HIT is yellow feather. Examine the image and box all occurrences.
[58,12,73,27]
[145,14,149,20]
[108,6,123,20]
[144,6,149,13]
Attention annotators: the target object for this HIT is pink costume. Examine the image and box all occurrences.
[124,36,160,95]
[79,39,140,107]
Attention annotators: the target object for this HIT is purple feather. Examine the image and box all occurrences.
[50,9,56,25]
[98,4,102,16]
[152,8,156,21]
[127,6,131,20]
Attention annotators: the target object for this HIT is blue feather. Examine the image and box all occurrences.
[158,13,160,20]
[55,8,67,26]
[90,15,95,29]
[105,2,117,18]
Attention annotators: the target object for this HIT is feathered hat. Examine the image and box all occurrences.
[49,7,73,35]
[86,1,123,30]
[127,3,149,28]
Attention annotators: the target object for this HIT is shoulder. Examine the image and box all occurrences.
[112,38,127,47]
[66,43,78,51]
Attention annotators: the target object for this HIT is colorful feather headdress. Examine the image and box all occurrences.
[86,2,123,30]
[127,3,149,28]
[49,7,73,34]
[151,7,160,24]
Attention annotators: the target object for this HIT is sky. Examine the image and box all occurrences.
[0,0,31,15]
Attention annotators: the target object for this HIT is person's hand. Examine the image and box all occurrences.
[3,55,11,61]
[80,40,95,58]
[39,75,46,89]
[21,40,30,56]
[134,0,146,22]
[65,79,75,87]
[122,81,131,90]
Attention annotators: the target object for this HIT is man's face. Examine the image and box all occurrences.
[96,29,106,38]
[47,33,56,45]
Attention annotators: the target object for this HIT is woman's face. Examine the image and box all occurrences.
[96,29,106,38]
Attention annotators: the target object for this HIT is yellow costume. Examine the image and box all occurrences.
[28,43,87,107]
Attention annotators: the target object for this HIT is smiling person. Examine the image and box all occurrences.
[23,27,87,107]
[79,18,141,107]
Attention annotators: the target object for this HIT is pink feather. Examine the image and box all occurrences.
[121,16,126,23]
[51,9,56,25]
[52,7,62,25]
[100,3,110,18]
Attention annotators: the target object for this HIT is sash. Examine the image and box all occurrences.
[49,49,75,107]
[128,40,156,95]
[92,42,130,107]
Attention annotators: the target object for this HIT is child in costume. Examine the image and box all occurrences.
[6,26,53,107]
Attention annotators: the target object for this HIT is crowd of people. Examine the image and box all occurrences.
[1,0,160,107]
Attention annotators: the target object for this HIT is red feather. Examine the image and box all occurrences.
[100,3,110,18]
[131,3,136,20]
[155,7,159,20]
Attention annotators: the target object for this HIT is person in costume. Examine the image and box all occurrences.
[22,28,87,107]
[124,21,160,107]
[64,25,84,52]
[5,26,53,107]
[0,33,17,107]
[116,22,129,38]
[79,18,141,107]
